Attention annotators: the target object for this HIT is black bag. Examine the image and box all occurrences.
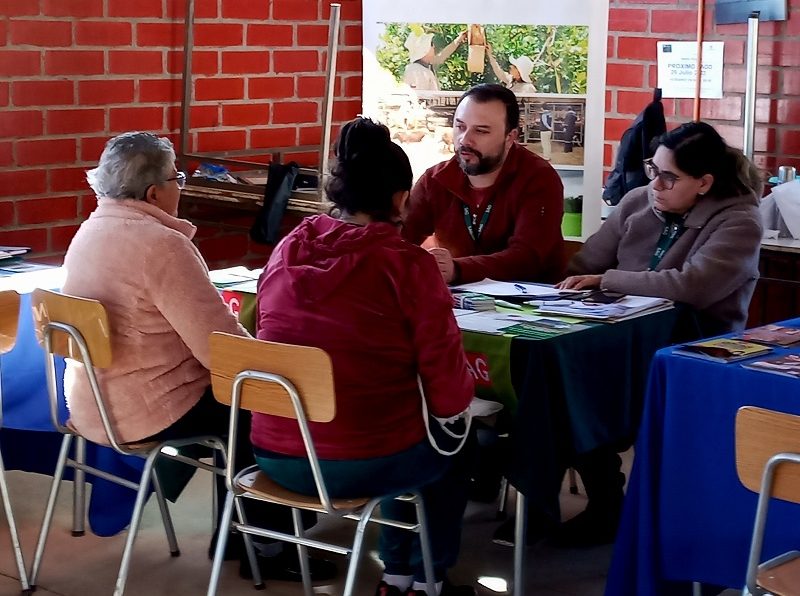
[250,161,299,245]
[603,88,666,206]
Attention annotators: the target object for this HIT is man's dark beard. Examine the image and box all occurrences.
[457,147,504,176]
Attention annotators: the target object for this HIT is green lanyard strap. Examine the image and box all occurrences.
[649,214,687,271]
[462,202,494,242]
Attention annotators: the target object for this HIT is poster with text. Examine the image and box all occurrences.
[657,41,724,99]
[362,0,610,237]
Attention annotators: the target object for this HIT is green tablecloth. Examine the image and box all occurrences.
[506,308,679,516]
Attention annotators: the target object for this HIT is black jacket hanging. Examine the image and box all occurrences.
[250,161,299,245]
[603,88,666,206]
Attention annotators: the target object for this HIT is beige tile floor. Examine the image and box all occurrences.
[0,451,739,596]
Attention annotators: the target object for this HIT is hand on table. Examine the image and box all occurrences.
[428,247,456,284]
[556,274,603,290]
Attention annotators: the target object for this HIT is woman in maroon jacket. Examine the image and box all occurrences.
[253,118,476,596]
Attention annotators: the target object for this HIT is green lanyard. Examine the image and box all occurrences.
[649,214,687,271]
[462,202,494,242]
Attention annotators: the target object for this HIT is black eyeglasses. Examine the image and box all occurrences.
[165,171,187,190]
[140,172,187,199]
[643,159,680,190]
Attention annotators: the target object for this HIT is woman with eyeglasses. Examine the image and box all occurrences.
[61,132,332,583]
[559,120,762,334]
[550,120,763,548]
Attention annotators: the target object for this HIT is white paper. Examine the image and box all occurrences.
[209,266,262,286]
[657,41,724,99]
[221,279,258,294]
[452,308,474,317]
[452,278,581,298]
[469,396,505,417]
[0,267,66,293]
[457,310,567,334]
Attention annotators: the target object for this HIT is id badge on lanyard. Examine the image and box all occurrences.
[462,202,493,242]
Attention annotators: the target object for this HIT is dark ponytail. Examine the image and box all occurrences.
[325,117,413,222]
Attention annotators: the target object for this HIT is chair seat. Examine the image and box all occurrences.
[757,550,800,595]
[237,469,370,513]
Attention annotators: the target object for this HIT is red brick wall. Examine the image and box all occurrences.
[0,0,362,264]
[605,0,800,177]
[2,0,799,263]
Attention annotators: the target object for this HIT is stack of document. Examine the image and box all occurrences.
[452,292,495,311]
[531,295,673,322]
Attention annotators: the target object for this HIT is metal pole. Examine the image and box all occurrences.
[318,4,341,202]
[743,11,760,159]
[180,0,195,164]
[692,0,706,121]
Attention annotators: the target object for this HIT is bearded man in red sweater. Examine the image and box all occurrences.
[403,84,565,284]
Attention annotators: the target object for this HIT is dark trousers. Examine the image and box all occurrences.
[145,387,298,549]
[255,437,474,582]
[570,446,625,515]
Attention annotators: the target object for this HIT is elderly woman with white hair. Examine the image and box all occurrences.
[403,30,467,91]
[487,47,537,94]
[61,131,336,583]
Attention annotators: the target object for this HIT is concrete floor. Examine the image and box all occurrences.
[0,451,739,596]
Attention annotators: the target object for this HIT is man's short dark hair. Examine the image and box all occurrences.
[457,84,520,134]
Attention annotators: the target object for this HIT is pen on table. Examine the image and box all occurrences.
[513,283,528,294]
[496,299,524,311]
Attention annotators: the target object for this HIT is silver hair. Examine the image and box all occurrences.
[86,132,176,199]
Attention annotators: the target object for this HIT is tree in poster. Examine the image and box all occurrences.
[377,23,588,94]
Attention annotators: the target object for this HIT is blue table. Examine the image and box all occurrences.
[606,318,800,596]
[0,270,145,537]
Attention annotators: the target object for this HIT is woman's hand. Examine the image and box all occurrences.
[556,274,603,290]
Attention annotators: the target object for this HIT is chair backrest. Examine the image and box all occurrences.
[31,289,112,368]
[209,332,335,422]
[0,290,20,355]
[736,406,800,503]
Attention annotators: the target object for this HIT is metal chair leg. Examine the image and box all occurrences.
[513,492,527,596]
[112,451,160,596]
[412,492,437,596]
[30,433,73,587]
[151,467,180,556]
[0,451,29,591]
[72,435,86,536]
[207,491,236,596]
[342,499,381,596]
[234,495,264,590]
[291,508,313,596]
[497,476,509,519]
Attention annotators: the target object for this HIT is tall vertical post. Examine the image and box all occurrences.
[180,0,195,165]
[318,4,341,202]
[743,11,760,160]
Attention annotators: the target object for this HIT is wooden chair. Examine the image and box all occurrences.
[207,331,437,596]
[0,290,31,593]
[736,406,800,595]
[27,289,231,596]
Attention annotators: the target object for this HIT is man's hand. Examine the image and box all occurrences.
[556,274,603,290]
[428,247,456,283]
[457,30,468,45]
